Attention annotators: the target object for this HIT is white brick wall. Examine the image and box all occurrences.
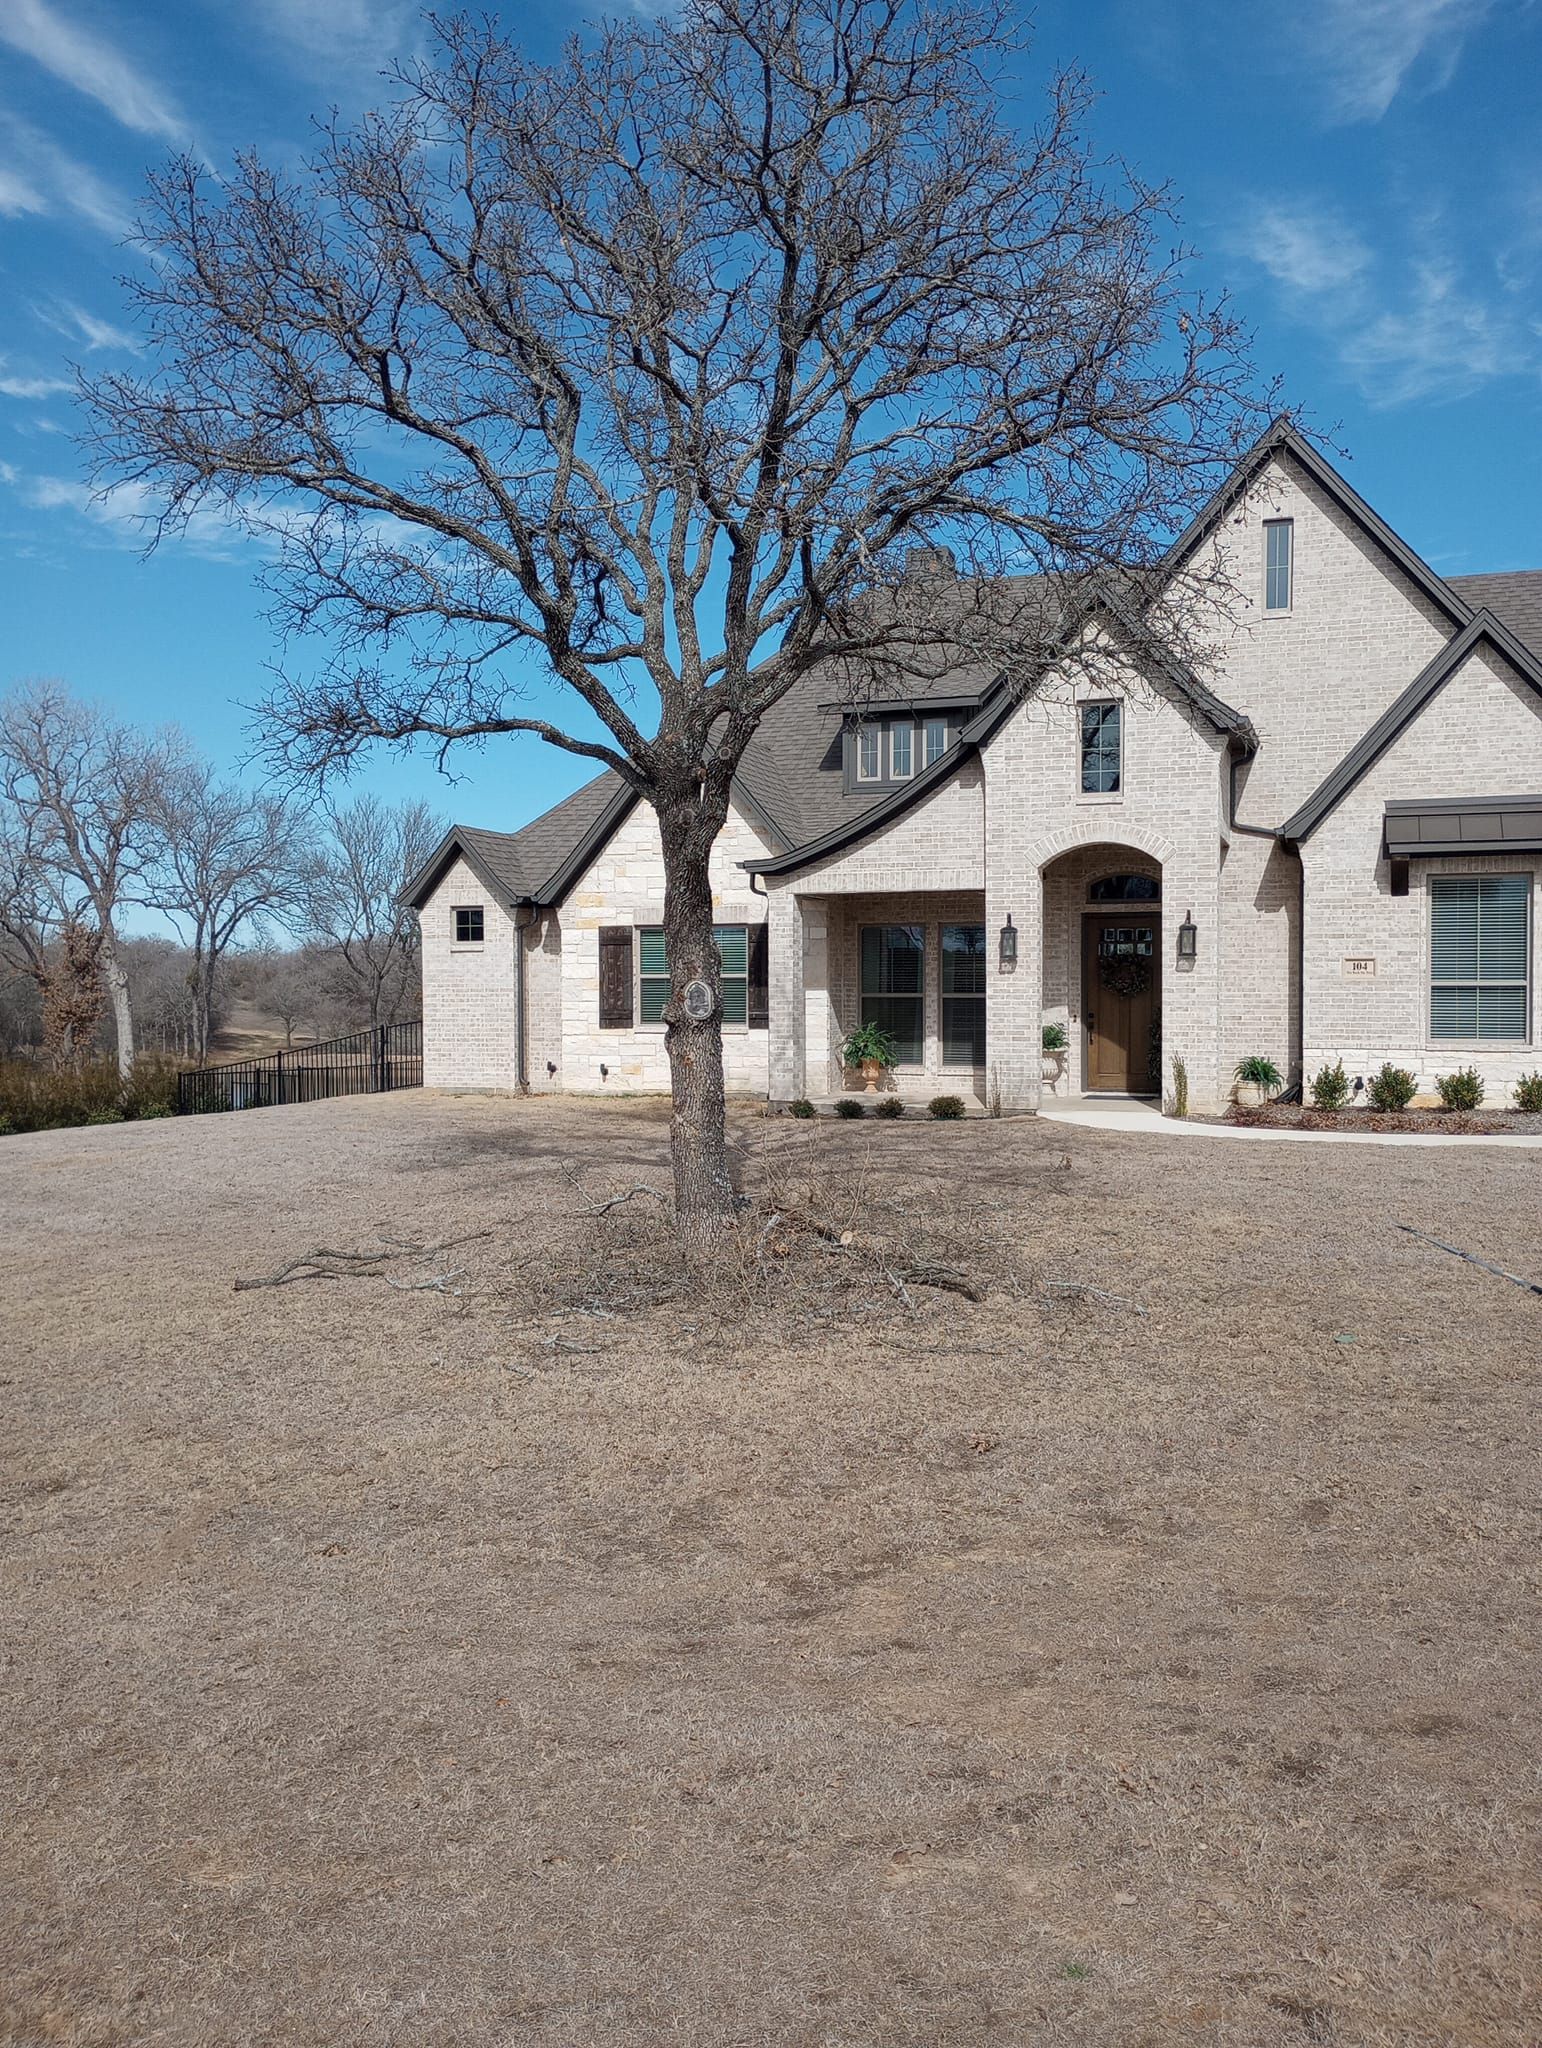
[420,856,522,1091]
[1301,640,1542,1098]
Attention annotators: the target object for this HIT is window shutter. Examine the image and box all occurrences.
[747,921,769,1029]
[598,926,634,1027]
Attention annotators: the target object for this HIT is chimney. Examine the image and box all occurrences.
[904,544,956,582]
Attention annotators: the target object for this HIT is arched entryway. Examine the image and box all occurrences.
[1040,843,1164,1096]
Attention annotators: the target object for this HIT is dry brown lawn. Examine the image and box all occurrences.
[2,1091,1539,2046]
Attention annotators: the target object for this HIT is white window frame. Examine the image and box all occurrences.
[1264,518,1293,614]
[888,722,915,780]
[923,716,949,767]
[855,723,882,782]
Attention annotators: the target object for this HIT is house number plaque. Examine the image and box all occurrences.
[1342,956,1377,978]
[682,978,715,1020]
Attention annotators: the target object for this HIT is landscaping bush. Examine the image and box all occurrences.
[787,1098,816,1119]
[1435,1066,1484,1111]
[1310,1058,1350,1111]
[0,1058,182,1134]
[833,1097,865,1119]
[1515,1072,1542,1112]
[1169,1054,1188,1120]
[1367,1062,1417,1112]
[928,1093,966,1120]
[874,1096,906,1119]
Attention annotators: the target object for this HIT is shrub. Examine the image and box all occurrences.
[874,1096,906,1118]
[1233,1054,1283,1095]
[1309,1059,1350,1111]
[786,1097,816,1119]
[1514,1071,1542,1113]
[85,1106,126,1125]
[833,1097,866,1119]
[1435,1066,1484,1111]
[1041,1021,1068,1053]
[0,1056,183,1134]
[1367,1062,1417,1111]
[1169,1054,1188,1120]
[928,1093,966,1120]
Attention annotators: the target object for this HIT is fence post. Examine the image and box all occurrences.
[376,1023,388,1094]
[276,1049,287,1107]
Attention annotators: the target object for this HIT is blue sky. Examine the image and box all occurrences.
[1,0,1539,846]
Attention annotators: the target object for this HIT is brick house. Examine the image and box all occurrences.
[405,422,1542,1115]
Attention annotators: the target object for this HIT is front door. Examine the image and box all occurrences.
[1083,914,1160,1093]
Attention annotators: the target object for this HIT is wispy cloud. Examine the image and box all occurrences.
[0,115,132,237]
[36,301,143,356]
[248,0,419,79]
[1230,192,1539,406]
[0,0,188,143]
[1303,0,1493,123]
[0,359,75,400]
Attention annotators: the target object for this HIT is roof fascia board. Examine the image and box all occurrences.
[727,773,794,854]
[744,745,970,877]
[1282,611,1542,843]
[402,828,525,913]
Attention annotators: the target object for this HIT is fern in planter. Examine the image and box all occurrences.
[1041,1022,1068,1053]
[841,1022,897,1069]
[1233,1054,1283,1095]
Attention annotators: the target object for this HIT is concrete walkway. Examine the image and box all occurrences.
[1038,1095,1542,1148]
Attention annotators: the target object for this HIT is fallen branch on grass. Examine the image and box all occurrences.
[1042,1280,1149,1315]
[234,1231,491,1292]
[575,1183,670,1217]
[1394,1222,1542,1299]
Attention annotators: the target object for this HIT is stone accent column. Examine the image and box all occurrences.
[984,863,1042,1113]
[766,884,806,1101]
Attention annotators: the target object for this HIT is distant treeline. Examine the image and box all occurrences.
[1,681,444,1073]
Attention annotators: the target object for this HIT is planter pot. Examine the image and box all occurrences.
[1041,1049,1068,1093]
[1234,1080,1266,1108]
[858,1057,886,1094]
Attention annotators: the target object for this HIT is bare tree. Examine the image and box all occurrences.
[86,0,1272,1250]
[148,758,312,1065]
[0,801,59,1035]
[0,683,173,1080]
[305,796,441,1029]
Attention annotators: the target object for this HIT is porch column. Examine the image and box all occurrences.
[800,898,836,1098]
[765,884,806,1101]
[985,863,1042,1113]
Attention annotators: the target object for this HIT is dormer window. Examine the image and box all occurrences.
[847,714,956,791]
[923,716,948,767]
[889,723,913,779]
[857,724,882,780]
[1265,518,1293,612]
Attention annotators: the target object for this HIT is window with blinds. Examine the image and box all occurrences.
[1430,875,1530,1040]
[638,925,755,1025]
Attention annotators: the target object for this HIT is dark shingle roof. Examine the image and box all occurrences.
[1448,572,1542,662]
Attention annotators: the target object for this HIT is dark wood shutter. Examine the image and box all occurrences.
[747,921,769,1030]
[598,927,634,1027]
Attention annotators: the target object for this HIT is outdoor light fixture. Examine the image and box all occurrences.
[1177,911,1198,961]
[999,914,1017,967]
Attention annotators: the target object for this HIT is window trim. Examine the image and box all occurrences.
[855,722,883,783]
[1078,698,1123,799]
[846,715,954,791]
[1264,517,1294,614]
[859,921,926,1067]
[451,904,485,946]
[1428,873,1531,1044]
[922,716,949,768]
[888,721,915,781]
[939,922,987,1069]
[636,922,755,1031]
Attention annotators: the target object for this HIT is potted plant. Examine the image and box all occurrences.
[842,1022,897,1093]
[1232,1054,1283,1108]
[1041,1020,1069,1089]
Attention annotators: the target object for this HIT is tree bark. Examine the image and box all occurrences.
[100,932,135,1082]
[658,799,737,1260]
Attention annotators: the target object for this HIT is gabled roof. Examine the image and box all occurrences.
[403,772,635,910]
[1165,418,1477,634]
[1280,609,1542,843]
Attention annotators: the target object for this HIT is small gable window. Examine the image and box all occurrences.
[857,724,882,781]
[1089,874,1159,903]
[1264,518,1293,612]
[453,905,485,944]
[1080,701,1122,794]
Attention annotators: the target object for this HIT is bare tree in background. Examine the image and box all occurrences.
[87,0,1273,1250]
[0,802,59,1043]
[148,759,312,1065]
[305,796,442,1029]
[0,683,173,1081]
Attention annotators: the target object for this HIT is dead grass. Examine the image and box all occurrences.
[2,1090,1539,2046]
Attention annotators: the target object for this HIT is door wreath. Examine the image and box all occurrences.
[1099,952,1151,1000]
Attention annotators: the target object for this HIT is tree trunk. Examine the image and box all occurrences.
[658,801,737,1260]
[99,933,134,1082]
[193,954,214,1067]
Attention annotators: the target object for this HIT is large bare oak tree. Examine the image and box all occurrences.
[87,0,1271,1250]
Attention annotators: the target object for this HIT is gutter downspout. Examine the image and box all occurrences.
[513,903,535,1094]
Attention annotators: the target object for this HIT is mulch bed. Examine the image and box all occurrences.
[1224,1102,1542,1135]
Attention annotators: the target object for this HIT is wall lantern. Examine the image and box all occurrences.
[999,914,1018,967]
[1177,911,1198,961]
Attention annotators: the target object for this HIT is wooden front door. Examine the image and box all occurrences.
[1083,914,1161,1093]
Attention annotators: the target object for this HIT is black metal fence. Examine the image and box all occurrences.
[176,1021,423,1116]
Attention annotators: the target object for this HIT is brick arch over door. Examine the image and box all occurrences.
[1026,820,1177,873]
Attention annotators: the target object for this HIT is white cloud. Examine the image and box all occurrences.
[1249,202,1372,295]
[36,301,143,355]
[0,361,75,400]
[0,115,132,237]
[0,0,188,142]
[1340,259,1536,404]
[248,0,419,77]
[1304,0,1493,123]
